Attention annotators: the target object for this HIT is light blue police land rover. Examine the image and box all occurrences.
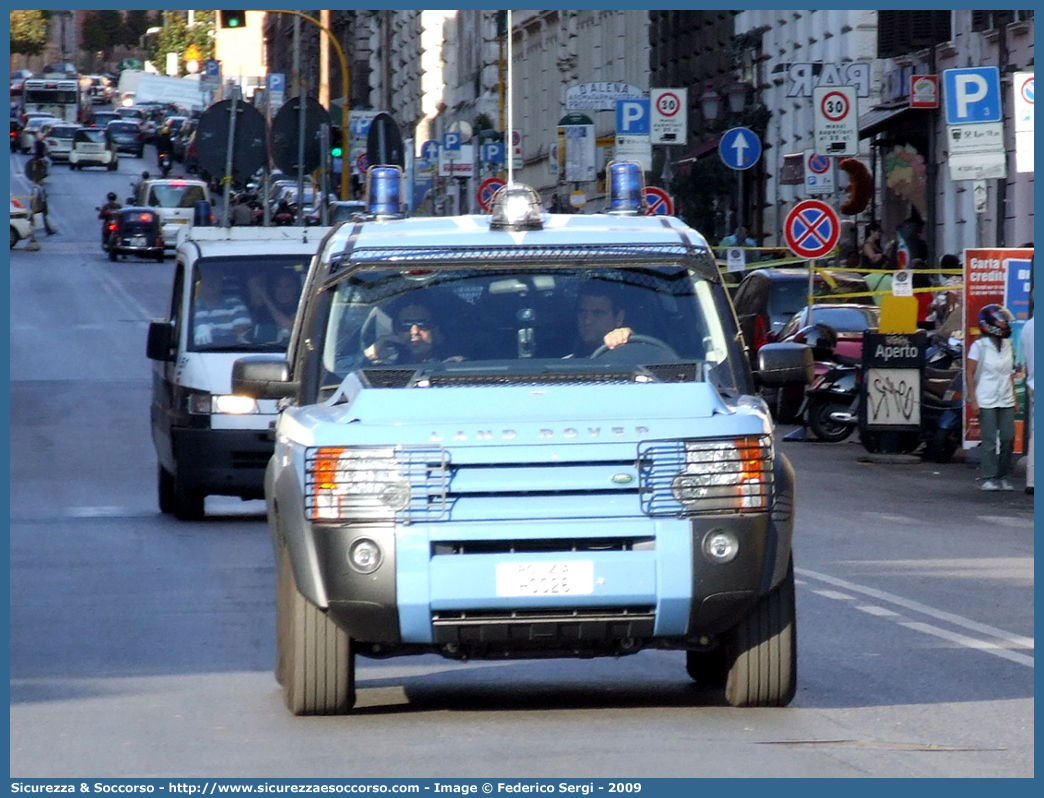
[233,164,813,715]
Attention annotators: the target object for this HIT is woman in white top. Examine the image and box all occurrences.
[967,304,1019,491]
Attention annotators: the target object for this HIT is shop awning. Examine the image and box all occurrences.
[672,136,722,167]
[858,103,928,139]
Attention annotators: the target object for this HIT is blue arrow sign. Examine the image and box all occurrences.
[944,67,1002,124]
[481,141,504,164]
[421,139,440,162]
[719,127,761,171]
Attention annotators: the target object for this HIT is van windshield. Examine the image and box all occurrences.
[188,255,309,353]
[319,260,742,397]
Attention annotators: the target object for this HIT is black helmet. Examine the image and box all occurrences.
[141,170,150,180]
[795,323,838,360]
[107,191,117,202]
[978,303,1014,339]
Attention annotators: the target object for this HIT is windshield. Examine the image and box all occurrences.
[75,129,106,143]
[317,262,743,398]
[148,184,207,208]
[189,255,309,353]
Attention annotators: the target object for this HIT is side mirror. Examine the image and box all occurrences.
[232,355,297,400]
[756,342,814,387]
[146,320,175,361]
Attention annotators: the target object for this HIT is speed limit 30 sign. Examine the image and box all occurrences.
[651,87,687,145]
[813,85,858,157]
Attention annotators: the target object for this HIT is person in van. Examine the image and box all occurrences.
[192,276,253,346]
[247,270,300,344]
[363,299,454,364]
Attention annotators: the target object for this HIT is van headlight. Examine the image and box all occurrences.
[187,391,258,415]
[306,447,411,521]
[670,436,773,513]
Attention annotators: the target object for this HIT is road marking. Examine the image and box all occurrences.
[88,259,154,322]
[812,589,855,601]
[900,621,1035,668]
[856,605,900,617]
[798,567,1033,650]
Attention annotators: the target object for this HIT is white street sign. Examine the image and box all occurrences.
[803,149,834,196]
[615,135,652,171]
[1015,131,1034,174]
[947,123,1004,155]
[564,81,643,111]
[560,123,596,182]
[650,88,687,145]
[1013,72,1034,173]
[438,144,474,177]
[813,85,858,157]
[948,152,1006,181]
[726,248,747,273]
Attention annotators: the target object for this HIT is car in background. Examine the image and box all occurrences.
[161,115,188,138]
[42,122,78,161]
[68,126,118,170]
[10,118,23,151]
[89,109,120,129]
[17,114,56,153]
[731,267,871,362]
[84,74,114,105]
[305,199,367,226]
[777,303,881,357]
[105,206,165,262]
[106,119,145,157]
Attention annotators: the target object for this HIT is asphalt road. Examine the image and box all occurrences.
[9,146,1034,778]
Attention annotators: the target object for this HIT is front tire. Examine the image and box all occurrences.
[10,226,19,249]
[723,558,797,708]
[157,465,175,514]
[172,466,205,521]
[807,399,855,443]
[277,543,356,715]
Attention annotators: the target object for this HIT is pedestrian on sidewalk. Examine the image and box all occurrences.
[967,304,1019,491]
[1020,282,1034,495]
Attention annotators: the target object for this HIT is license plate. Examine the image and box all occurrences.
[131,236,146,247]
[495,561,594,597]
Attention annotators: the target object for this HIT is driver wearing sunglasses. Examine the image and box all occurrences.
[364,301,446,364]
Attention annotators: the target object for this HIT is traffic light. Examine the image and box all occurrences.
[218,11,247,29]
[330,128,343,159]
[496,10,508,37]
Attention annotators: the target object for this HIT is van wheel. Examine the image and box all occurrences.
[157,465,175,514]
[723,557,797,708]
[172,468,205,521]
[277,543,356,715]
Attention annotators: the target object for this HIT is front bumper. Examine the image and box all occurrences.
[173,426,274,499]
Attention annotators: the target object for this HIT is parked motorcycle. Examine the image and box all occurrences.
[805,360,861,443]
[918,333,964,463]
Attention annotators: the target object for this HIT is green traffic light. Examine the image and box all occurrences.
[331,147,343,158]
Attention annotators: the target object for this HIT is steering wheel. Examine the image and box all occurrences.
[590,334,679,360]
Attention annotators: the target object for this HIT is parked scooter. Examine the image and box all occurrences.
[918,332,964,462]
[783,323,862,443]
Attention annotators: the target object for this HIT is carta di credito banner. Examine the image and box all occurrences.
[962,247,1034,451]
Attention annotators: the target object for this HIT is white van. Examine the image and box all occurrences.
[135,177,212,248]
[146,226,330,519]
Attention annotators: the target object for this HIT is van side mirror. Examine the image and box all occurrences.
[755,342,814,387]
[146,321,175,361]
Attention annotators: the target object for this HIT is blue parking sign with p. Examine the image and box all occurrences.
[944,67,1002,124]
[443,132,461,152]
[616,99,650,135]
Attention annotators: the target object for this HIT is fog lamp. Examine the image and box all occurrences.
[702,529,739,564]
[347,537,383,574]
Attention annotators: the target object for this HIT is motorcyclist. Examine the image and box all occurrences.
[98,191,122,246]
[156,126,173,172]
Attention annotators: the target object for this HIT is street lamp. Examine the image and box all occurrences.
[700,82,721,123]
[726,82,748,116]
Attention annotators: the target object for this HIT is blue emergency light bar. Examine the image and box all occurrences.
[606,161,646,215]
[365,165,404,216]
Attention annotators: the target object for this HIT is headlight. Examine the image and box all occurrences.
[306,446,411,521]
[670,436,773,514]
[187,392,258,415]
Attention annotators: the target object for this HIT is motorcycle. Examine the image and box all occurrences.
[158,150,172,178]
[96,205,120,252]
[804,360,861,443]
[918,333,964,463]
